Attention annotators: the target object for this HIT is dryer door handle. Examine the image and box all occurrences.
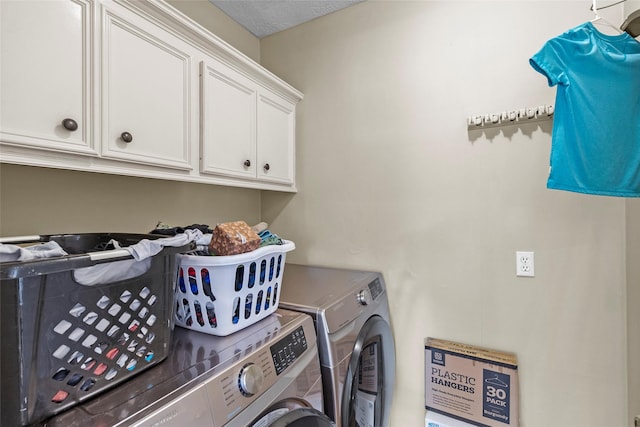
[341,315,396,427]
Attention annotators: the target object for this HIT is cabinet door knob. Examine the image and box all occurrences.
[121,132,133,143]
[244,160,251,167]
[61,118,78,131]
[263,163,270,171]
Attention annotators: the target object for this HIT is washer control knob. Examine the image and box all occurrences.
[238,363,264,397]
[356,289,371,306]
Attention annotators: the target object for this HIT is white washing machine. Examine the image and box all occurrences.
[279,264,396,427]
[41,309,334,427]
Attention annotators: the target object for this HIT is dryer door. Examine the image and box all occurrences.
[340,315,395,427]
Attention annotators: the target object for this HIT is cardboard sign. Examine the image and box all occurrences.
[425,338,519,427]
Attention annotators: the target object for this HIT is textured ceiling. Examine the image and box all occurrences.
[209,0,364,38]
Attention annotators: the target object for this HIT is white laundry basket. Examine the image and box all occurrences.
[174,241,295,336]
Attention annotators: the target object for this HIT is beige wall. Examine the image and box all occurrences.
[0,164,261,235]
[626,0,640,407]
[261,1,632,426]
[612,10,638,422]
[628,200,640,422]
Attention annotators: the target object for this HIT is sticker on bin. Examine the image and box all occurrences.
[175,241,295,336]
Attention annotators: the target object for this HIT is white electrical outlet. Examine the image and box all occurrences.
[516,251,535,277]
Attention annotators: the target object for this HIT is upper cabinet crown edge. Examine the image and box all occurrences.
[121,0,304,103]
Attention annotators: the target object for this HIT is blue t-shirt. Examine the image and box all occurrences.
[530,22,640,197]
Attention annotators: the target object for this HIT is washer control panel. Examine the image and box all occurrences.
[270,325,307,375]
[368,277,383,300]
[207,321,312,427]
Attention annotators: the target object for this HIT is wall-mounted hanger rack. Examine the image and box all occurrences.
[467,105,554,131]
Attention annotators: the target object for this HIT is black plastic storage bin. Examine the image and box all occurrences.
[0,233,191,426]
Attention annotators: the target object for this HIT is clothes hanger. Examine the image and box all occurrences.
[591,0,625,34]
[590,0,626,11]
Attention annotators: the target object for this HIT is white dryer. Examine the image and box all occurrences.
[41,309,333,427]
[279,264,396,427]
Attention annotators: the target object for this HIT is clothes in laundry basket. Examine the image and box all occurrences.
[0,241,68,262]
[149,222,213,236]
[72,229,202,286]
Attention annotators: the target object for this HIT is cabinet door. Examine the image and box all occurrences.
[101,4,191,170]
[0,0,94,154]
[257,91,295,184]
[200,59,257,180]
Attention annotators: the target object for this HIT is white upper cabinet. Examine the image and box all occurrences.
[0,0,302,191]
[200,59,257,179]
[0,0,95,154]
[201,59,296,185]
[101,3,191,170]
[257,91,296,184]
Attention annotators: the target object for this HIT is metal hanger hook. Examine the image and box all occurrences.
[590,0,626,12]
